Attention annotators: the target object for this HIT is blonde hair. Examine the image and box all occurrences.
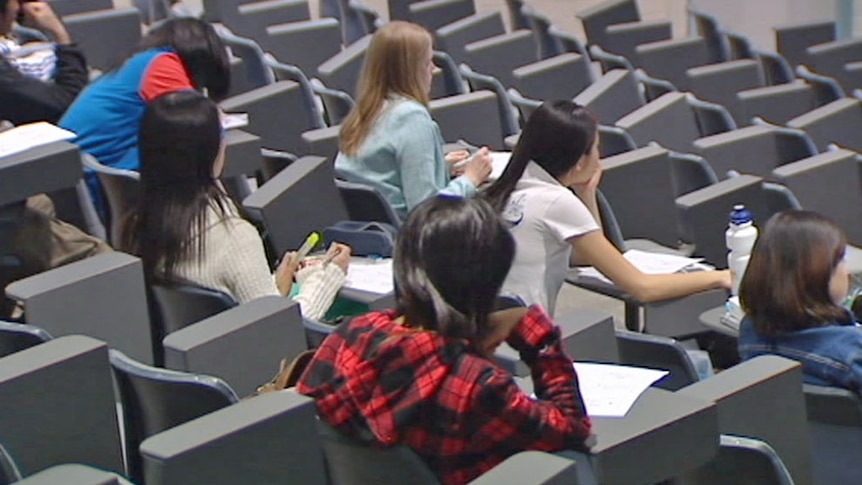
[339,21,433,156]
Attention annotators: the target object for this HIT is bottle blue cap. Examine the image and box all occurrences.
[729,204,753,225]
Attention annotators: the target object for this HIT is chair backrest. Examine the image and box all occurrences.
[576,0,640,49]
[772,148,862,246]
[675,174,769,267]
[547,25,589,59]
[0,321,52,358]
[600,144,680,247]
[458,65,520,137]
[82,154,140,246]
[507,88,541,127]
[317,34,372,94]
[337,0,375,45]
[243,155,349,255]
[265,57,327,128]
[430,51,468,98]
[429,91,505,149]
[690,9,729,63]
[63,8,142,71]
[511,53,593,101]
[775,20,835,70]
[676,435,795,485]
[140,391,328,485]
[435,11,506,64]
[757,50,795,86]
[591,44,635,73]
[688,94,737,137]
[12,463,136,485]
[387,0,422,21]
[806,38,862,93]
[636,37,710,90]
[603,19,672,64]
[520,4,559,60]
[736,82,817,124]
[463,30,537,88]
[616,91,701,153]
[615,330,699,391]
[5,252,155,364]
[264,18,341,76]
[150,282,237,337]
[316,420,441,485]
[110,349,239,482]
[0,141,82,208]
[335,179,403,227]
[693,125,789,179]
[221,80,319,153]
[0,443,21,485]
[311,78,356,126]
[214,25,276,91]
[407,0,475,32]
[575,69,645,124]
[0,336,124,477]
[727,34,755,62]
[803,384,862,485]
[597,124,637,157]
[787,98,862,152]
[686,59,765,124]
[669,151,718,198]
[795,64,846,105]
[676,355,811,485]
[226,0,310,41]
[302,125,341,161]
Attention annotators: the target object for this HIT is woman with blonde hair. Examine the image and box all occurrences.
[335,21,492,218]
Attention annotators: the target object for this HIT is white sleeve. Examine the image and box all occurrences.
[293,264,346,321]
[543,190,600,243]
[217,218,281,304]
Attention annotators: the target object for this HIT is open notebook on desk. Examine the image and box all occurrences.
[577,249,713,285]
[344,257,393,295]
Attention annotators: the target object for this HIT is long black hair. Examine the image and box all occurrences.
[394,195,516,342]
[120,90,228,284]
[132,17,230,100]
[484,101,598,213]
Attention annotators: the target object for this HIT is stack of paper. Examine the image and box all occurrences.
[577,249,705,285]
[344,258,394,294]
[0,122,76,159]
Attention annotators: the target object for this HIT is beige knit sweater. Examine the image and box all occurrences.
[171,201,345,321]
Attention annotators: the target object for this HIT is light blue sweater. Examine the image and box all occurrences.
[334,97,477,217]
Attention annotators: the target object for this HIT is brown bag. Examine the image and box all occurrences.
[254,349,317,395]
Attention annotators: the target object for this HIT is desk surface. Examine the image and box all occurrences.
[699,306,740,338]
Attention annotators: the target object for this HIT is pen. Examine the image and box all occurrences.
[288,231,321,268]
[452,149,479,170]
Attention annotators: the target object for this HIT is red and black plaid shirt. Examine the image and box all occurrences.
[297,305,592,485]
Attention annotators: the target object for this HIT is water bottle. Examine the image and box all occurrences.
[726,205,758,296]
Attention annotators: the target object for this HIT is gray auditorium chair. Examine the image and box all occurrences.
[495,309,618,377]
[726,32,755,61]
[795,64,846,105]
[772,148,862,246]
[507,89,541,127]
[224,0,310,41]
[263,19,341,76]
[243,155,349,255]
[462,30,537,88]
[548,26,590,59]
[615,330,700,391]
[590,44,635,73]
[317,34,372,95]
[775,20,835,70]
[301,125,340,160]
[458,65,520,137]
[675,174,769,267]
[0,336,124,477]
[337,0,380,46]
[736,82,818,124]
[615,92,732,154]
[430,51,469,98]
[0,141,81,214]
[806,38,862,93]
[603,19,672,64]
[265,57,327,128]
[677,435,794,485]
[215,26,275,96]
[689,9,729,63]
[407,0,475,32]
[686,59,765,124]
[163,296,307,397]
[692,123,817,179]
[676,355,811,485]
[220,81,318,153]
[0,442,20,484]
[576,0,640,50]
[47,0,112,16]
[335,179,403,228]
[12,464,135,485]
[310,78,356,126]
[6,252,154,364]
[140,391,328,485]
[110,349,239,482]
[787,98,862,152]
[149,282,237,339]
[467,452,579,485]
[387,0,422,21]
[0,321,52,358]
[63,8,142,72]
[80,154,139,246]
[669,151,719,197]
[504,0,528,30]
[435,11,506,64]
[597,124,637,157]
[636,37,711,90]
[511,53,594,102]
[520,4,560,60]
[429,91,505,149]
[574,69,645,125]
[757,50,795,86]
[803,383,862,485]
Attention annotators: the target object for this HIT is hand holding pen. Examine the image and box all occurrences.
[448,147,493,186]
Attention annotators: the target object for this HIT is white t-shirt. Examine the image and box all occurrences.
[500,162,600,314]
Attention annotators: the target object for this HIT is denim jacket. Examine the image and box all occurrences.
[738,316,862,393]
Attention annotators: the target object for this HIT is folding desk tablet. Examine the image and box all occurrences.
[0,141,82,207]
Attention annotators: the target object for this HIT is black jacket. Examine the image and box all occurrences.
[0,43,87,125]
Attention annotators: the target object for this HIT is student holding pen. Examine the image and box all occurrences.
[120,91,349,321]
[334,21,493,218]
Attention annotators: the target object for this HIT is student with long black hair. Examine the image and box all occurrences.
[484,101,729,314]
[121,91,349,320]
[298,195,592,485]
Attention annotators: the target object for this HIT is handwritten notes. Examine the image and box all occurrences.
[572,362,668,417]
[344,258,394,295]
[0,122,76,159]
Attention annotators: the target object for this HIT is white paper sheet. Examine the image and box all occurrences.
[0,122,76,159]
[221,112,249,130]
[489,151,512,180]
[577,249,705,285]
[344,258,394,295]
[572,362,669,417]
